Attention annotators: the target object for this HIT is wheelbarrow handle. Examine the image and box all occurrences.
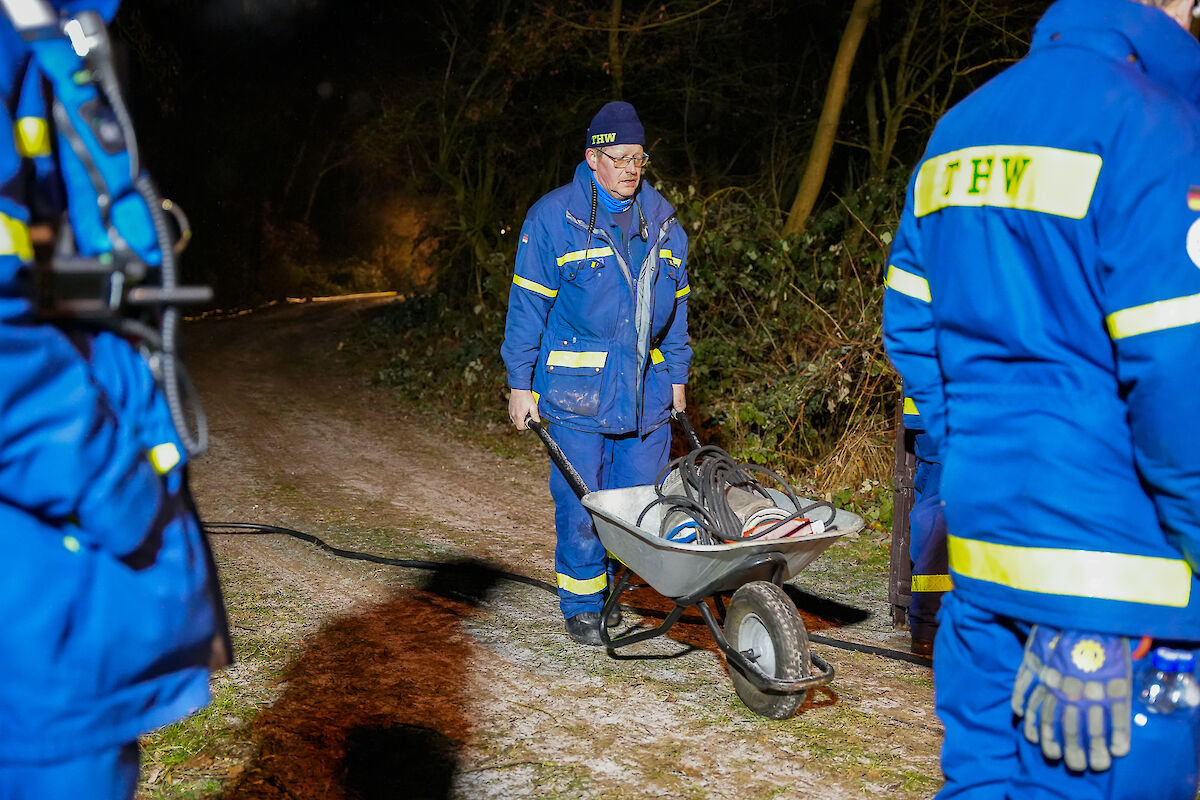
[672,409,703,451]
[529,411,700,500]
[526,417,593,500]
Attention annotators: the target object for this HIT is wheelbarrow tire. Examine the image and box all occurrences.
[724,581,811,719]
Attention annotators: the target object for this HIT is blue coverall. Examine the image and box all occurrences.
[0,5,227,797]
[884,1,1200,796]
[502,161,691,617]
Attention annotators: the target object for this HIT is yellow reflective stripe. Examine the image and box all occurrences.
[675,284,690,299]
[148,442,181,474]
[0,214,33,262]
[948,535,1192,608]
[546,350,607,369]
[557,572,607,596]
[556,246,614,267]
[532,390,540,404]
[513,274,558,298]
[15,117,50,158]
[914,145,1101,220]
[650,348,665,365]
[911,574,953,593]
[886,265,931,303]
[903,397,919,417]
[659,248,681,267]
[1106,293,1200,340]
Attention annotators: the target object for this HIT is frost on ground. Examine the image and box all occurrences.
[157,297,943,800]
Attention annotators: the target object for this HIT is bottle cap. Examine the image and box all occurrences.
[1152,647,1196,673]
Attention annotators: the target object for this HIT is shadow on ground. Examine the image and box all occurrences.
[218,559,501,800]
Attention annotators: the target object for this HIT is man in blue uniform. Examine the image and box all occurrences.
[884,0,1200,796]
[502,101,691,645]
[0,3,228,797]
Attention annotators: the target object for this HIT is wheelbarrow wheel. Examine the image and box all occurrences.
[724,581,811,719]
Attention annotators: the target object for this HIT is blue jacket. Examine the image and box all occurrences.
[883,0,1200,640]
[0,7,226,761]
[502,161,691,435]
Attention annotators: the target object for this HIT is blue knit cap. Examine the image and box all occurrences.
[586,101,644,149]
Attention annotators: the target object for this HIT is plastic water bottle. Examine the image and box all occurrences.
[1135,648,1200,718]
[1119,647,1200,799]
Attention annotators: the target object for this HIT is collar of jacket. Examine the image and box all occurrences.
[1033,0,1200,102]
[567,160,674,229]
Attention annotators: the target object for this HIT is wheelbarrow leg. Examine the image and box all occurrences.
[713,593,727,624]
[599,566,631,639]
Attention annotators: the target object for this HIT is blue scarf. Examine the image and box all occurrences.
[591,172,634,213]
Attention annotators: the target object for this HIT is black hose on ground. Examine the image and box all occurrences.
[203,521,931,667]
[203,521,557,594]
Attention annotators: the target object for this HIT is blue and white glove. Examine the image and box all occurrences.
[1010,626,1133,772]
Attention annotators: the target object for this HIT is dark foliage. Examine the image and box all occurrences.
[117,0,1042,488]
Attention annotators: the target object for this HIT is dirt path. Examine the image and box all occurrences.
[181,296,942,800]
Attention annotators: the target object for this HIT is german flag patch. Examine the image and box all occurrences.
[1188,186,1200,211]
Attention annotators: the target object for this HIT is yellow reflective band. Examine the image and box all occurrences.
[546,350,607,369]
[911,574,953,593]
[1106,293,1200,340]
[948,535,1192,608]
[15,117,50,158]
[513,274,558,298]
[903,397,919,417]
[914,145,1101,220]
[556,246,614,267]
[0,214,33,262]
[886,265,931,303]
[148,442,181,474]
[532,390,540,404]
[675,285,690,299]
[557,572,607,596]
[650,348,665,365]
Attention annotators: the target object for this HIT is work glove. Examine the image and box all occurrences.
[1011,626,1133,772]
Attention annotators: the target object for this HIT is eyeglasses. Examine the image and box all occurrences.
[595,149,651,169]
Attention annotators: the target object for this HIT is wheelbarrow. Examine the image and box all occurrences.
[528,413,865,719]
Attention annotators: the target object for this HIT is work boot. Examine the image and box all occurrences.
[911,636,934,658]
[910,624,936,658]
[565,612,603,646]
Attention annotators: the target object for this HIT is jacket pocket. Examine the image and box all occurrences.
[542,347,607,416]
[559,253,608,285]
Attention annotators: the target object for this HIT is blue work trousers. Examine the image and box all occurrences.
[0,742,139,800]
[910,434,948,640]
[548,421,671,619]
[935,592,1200,800]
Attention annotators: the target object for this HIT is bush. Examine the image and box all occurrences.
[669,171,905,489]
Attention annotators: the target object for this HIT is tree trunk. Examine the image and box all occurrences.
[609,0,624,97]
[783,0,879,236]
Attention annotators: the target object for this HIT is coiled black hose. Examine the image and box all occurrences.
[636,445,836,544]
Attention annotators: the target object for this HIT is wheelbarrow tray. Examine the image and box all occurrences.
[582,484,865,599]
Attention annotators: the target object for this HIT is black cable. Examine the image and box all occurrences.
[203,521,931,667]
[203,521,556,594]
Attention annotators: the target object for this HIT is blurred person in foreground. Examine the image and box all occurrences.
[883,0,1200,797]
[0,2,229,797]
[501,101,691,645]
